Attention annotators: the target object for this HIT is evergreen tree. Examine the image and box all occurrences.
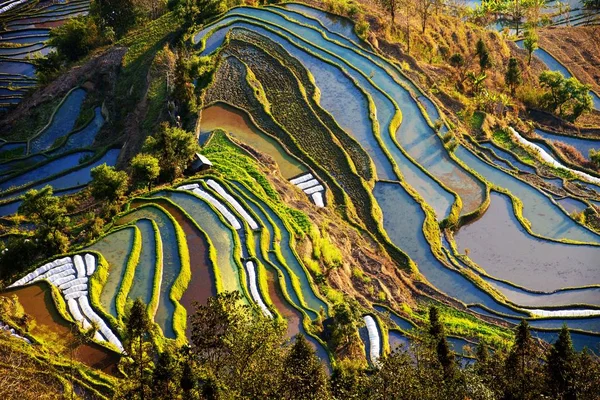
[476,38,492,72]
[428,306,444,339]
[505,57,522,95]
[546,325,576,399]
[152,349,180,399]
[281,335,329,400]
[505,320,543,400]
[436,336,456,379]
[121,299,154,400]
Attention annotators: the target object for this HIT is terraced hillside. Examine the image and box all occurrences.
[1,1,599,391]
[0,0,91,109]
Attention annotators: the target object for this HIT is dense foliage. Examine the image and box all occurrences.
[110,294,600,400]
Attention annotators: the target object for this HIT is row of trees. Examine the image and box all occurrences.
[118,292,600,399]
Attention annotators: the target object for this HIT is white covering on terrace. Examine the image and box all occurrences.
[304,184,325,195]
[8,253,124,351]
[363,315,381,365]
[289,173,314,185]
[528,308,600,318]
[0,0,28,14]
[245,261,272,318]
[206,179,259,230]
[296,179,320,190]
[311,192,325,207]
[85,254,96,276]
[510,127,600,185]
[177,184,242,230]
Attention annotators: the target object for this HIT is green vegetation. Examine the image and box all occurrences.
[131,153,161,189]
[90,164,129,203]
[142,122,200,181]
[539,71,594,122]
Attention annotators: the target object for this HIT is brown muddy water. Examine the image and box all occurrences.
[130,198,217,337]
[201,103,306,179]
[265,265,301,338]
[0,282,120,375]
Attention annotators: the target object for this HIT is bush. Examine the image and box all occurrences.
[355,19,370,39]
[48,16,100,62]
[89,164,129,202]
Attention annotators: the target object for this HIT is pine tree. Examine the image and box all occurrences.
[123,299,154,400]
[476,38,492,72]
[505,320,543,400]
[428,306,444,339]
[546,325,576,399]
[281,335,329,400]
[505,57,522,95]
[436,336,456,379]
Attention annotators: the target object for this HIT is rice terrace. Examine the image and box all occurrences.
[0,0,600,398]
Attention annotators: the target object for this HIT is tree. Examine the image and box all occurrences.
[475,38,492,72]
[281,335,329,400]
[428,306,444,339]
[590,148,600,168]
[415,0,435,33]
[523,28,538,65]
[539,71,593,121]
[190,291,287,398]
[131,153,160,189]
[142,123,200,181]
[329,302,359,351]
[120,299,154,400]
[152,349,181,399]
[48,16,99,62]
[377,0,400,23]
[505,57,522,95]
[90,164,129,202]
[181,0,223,26]
[545,325,576,399]
[94,0,138,38]
[33,51,63,84]
[19,186,69,234]
[505,0,527,36]
[504,320,544,400]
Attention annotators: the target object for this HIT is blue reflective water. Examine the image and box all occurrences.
[49,107,104,155]
[29,88,86,153]
[373,180,527,317]
[373,304,415,331]
[0,151,92,192]
[279,3,363,46]
[535,128,600,161]
[478,141,537,174]
[455,192,600,292]
[0,154,46,174]
[455,145,600,243]
[128,219,159,307]
[118,205,182,339]
[25,148,119,193]
[197,17,455,218]
[484,277,600,307]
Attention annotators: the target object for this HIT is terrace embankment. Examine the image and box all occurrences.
[208,36,411,266]
[0,47,126,141]
[203,131,416,311]
[0,282,120,375]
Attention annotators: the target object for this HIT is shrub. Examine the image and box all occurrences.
[48,16,100,62]
[355,19,370,40]
[89,164,129,203]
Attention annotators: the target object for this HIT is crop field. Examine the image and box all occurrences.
[1,0,600,390]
